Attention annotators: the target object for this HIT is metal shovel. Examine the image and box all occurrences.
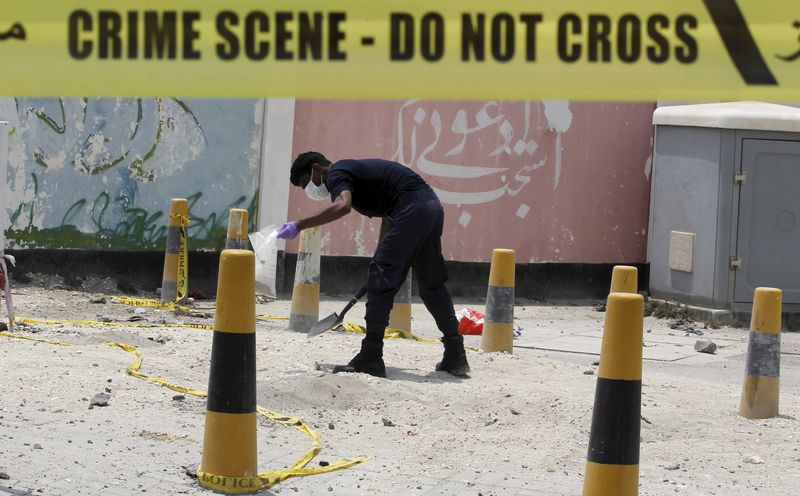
[307,285,368,338]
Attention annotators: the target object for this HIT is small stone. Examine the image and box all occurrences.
[89,392,111,408]
[183,466,197,479]
[97,316,113,323]
[0,472,9,480]
[743,455,765,465]
[328,423,335,430]
[33,443,42,450]
[583,369,595,375]
[510,409,521,415]
[382,418,395,427]
[694,340,717,354]
[90,296,107,304]
[319,461,330,467]
[665,463,680,470]
[591,360,600,366]
[485,416,498,426]
[172,395,185,401]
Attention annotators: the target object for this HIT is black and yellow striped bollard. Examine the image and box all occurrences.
[225,208,250,250]
[199,249,258,492]
[610,265,638,294]
[583,292,644,496]
[388,270,412,333]
[740,287,782,419]
[288,226,321,332]
[481,249,515,353]
[161,198,189,304]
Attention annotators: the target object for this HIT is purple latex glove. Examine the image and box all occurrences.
[276,221,299,240]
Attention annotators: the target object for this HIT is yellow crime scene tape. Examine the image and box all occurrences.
[104,295,469,348]
[111,295,290,322]
[112,295,193,312]
[173,213,190,305]
[0,328,369,492]
[15,316,214,331]
[0,1,797,100]
[17,309,460,349]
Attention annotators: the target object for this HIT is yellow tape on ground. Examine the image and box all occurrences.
[0,331,73,347]
[1,329,368,491]
[112,295,192,312]
[339,321,481,352]
[113,297,289,322]
[258,314,290,321]
[0,1,798,100]
[16,316,213,331]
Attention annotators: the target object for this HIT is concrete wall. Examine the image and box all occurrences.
[287,100,655,263]
[0,98,263,251]
[2,97,656,268]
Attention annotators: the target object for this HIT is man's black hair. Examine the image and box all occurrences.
[290,151,331,186]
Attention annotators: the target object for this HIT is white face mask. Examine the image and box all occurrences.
[304,171,329,201]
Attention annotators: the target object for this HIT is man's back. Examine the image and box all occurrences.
[325,159,430,218]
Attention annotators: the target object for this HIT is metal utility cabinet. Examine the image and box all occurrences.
[648,102,800,313]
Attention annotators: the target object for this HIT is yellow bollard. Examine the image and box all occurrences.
[388,270,412,333]
[199,250,258,490]
[610,266,638,294]
[288,227,321,332]
[740,287,782,419]
[225,208,250,250]
[583,292,644,496]
[481,249,515,353]
[161,198,189,304]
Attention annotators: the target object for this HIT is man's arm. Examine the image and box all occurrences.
[378,216,390,244]
[296,190,352,231]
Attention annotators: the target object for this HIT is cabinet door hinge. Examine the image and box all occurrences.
[730,257,742,269]
[735,173,747,186]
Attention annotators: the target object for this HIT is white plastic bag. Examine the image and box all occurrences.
[248,225,278,299]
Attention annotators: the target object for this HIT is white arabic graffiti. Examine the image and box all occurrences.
[392,100,572,206]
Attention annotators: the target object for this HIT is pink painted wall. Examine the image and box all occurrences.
[287,100,655,264]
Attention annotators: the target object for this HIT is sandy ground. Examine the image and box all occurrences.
[1,278,799,496]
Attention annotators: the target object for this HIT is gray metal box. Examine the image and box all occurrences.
[648,102,800,312]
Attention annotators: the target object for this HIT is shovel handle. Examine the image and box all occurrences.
[339,284,368,318]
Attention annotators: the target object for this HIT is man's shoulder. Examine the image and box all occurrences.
[332,158,403,170]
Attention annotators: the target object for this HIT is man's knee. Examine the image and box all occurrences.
[368,264,408,295]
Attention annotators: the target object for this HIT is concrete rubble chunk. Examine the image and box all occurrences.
[694,339,717,354]
[89,392,111,409]
[743,455,765,465]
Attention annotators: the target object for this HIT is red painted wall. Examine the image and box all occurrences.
[287,100,654,264]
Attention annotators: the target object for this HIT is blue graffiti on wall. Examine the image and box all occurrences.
[2,98,262,250]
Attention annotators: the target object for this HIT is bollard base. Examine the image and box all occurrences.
[582,462,639,496]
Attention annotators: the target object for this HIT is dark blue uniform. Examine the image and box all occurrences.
[325,159,460,342]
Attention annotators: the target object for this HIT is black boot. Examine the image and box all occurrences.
[332,339,386,378]
[436,335,471,376]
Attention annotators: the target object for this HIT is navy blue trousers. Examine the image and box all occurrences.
[364,189,459,342]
